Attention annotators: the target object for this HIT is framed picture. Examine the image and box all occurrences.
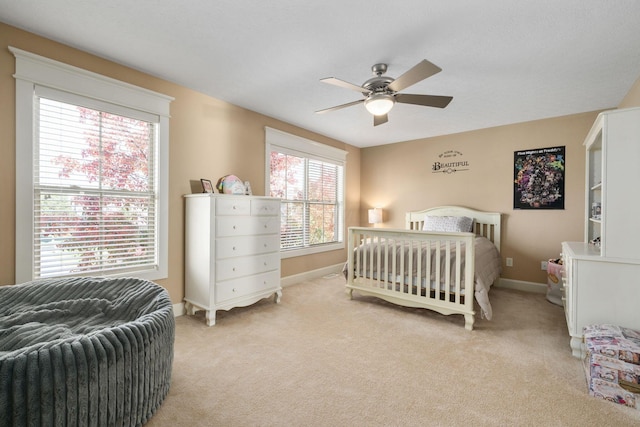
[200,179,214,193]
[513,146,565,209]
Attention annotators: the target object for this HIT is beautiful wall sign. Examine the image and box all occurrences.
[513,146,565,209]
[432,150,470,174]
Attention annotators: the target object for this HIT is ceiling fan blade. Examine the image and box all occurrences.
[373,114,388,126]
[395,93,453,109]
[315,99,364,114]
[387,59,442,92]
[320,77,371,94]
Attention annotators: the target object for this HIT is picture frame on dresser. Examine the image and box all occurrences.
[200,178,214,193]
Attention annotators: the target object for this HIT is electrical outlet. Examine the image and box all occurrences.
[541,261,548,270]
[506,257,513,267]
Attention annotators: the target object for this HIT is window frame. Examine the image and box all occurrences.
[11,47,173,283]
[265,127,347,259]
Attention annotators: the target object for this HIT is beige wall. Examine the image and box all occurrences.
[0,23,361,302]
[360,112,599,283]
[618,75,640,109]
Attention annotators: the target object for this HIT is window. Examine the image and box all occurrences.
[12,47,173,283]
[265,128,347,258]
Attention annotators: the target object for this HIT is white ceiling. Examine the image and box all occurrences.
[2,1,640,148]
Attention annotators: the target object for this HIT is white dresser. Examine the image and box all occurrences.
[184,194,282,326]
[561,107,640,357]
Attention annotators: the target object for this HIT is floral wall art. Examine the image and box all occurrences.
[513,146,565,209]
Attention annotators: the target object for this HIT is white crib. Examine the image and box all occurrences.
[345,206,502,330]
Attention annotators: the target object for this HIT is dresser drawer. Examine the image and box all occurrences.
[216,270,280,303]
[215,198,250,216]
[216,235,280,258]
[216,216,280,237]
[251,199,280,216]
[216,252,280,281]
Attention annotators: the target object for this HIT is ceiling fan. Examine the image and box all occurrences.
[316,59,453,126]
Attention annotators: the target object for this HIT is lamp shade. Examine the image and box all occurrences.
[368,207,383,224]
[364,93,395,116]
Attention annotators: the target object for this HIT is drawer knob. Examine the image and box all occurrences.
[232,246,236,251]
[232,288,237,293]
[232,267,236,271]
[264,262,267,266]
[233,225,236,230]
[264,224,267,228]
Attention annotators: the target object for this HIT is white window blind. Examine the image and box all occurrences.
[265,127,346,257]
[34,96,159,278]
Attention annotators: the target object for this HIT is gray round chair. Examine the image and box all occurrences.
[0,277,175,426]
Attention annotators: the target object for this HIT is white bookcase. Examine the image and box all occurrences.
[184,194,282,326]
[584,107,640,258]
[561,107,640,357]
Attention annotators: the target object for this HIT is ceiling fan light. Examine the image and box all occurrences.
[364,93,395,116]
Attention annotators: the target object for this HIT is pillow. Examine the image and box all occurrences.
[422,215,474,233]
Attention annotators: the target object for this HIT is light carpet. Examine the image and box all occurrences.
[146,274,640,426]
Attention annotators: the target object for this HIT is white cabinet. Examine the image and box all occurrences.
[184,194,282,326]
[561,107,640,357]
[561,242,640,357]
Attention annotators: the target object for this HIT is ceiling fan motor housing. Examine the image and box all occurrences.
[363,76,394,93]
[364,64,394,94]
[363,64,396,116]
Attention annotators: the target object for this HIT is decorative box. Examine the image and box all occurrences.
[583,324,640,410]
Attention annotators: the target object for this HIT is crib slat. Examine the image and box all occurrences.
[383,239,389,291]
[415,241,422,296]
[391,240,397,291]
[399,239,405,294]
[444,240,451,302]
[426,241,432,300]
[455,241,462,304]
[410,240,414,294]
[374,235,381,288]
[356,232,362,280]
[434,242,441,300]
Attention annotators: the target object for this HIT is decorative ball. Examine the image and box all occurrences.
[217,175,245,194]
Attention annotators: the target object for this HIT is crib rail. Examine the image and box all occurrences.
[346,227,476,330]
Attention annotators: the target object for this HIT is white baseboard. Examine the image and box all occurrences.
[172,271,543,317]
[173,302,185,317]
[172,263,345,317]
[280,263,345,288]
[495,278,547,294]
